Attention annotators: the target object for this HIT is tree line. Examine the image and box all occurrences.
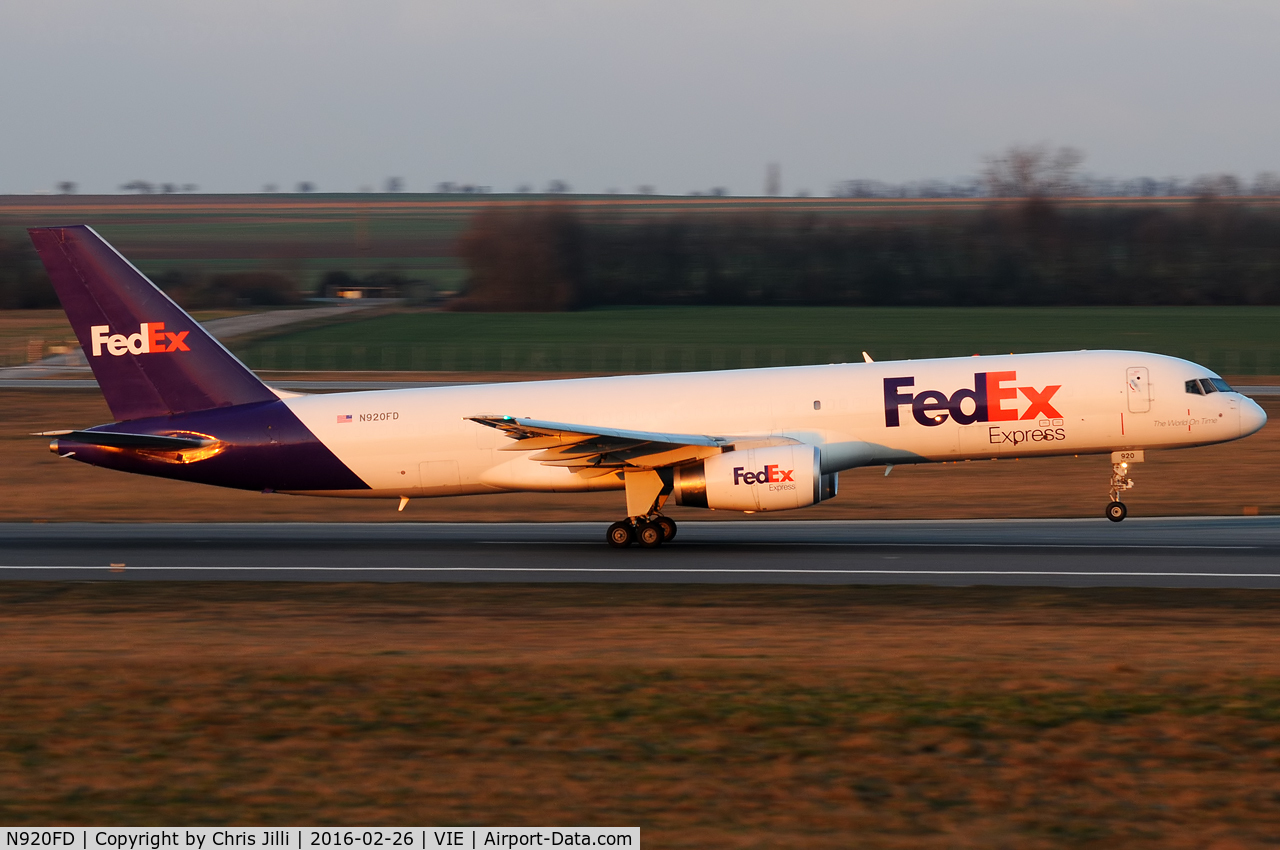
[453,200,1280,310]
[5,196,1280,310]
[0,237,57,309]
[0,240,303,310]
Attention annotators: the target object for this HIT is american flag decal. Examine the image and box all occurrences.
[337,414,352,423]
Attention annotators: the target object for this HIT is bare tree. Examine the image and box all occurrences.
[981,144,1084,197]
[1254,172,1280,196]
[120,180,154,194]
[296,181,316,193]
[1189,174,1243,198]
[832,179,890,198]
[56,181,77,194]
[385,177,404,193]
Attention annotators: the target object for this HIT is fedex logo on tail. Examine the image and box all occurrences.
[885,372,1062,427]
[89,323,190,357]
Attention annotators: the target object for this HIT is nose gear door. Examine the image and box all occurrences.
[1126,367,1151,413]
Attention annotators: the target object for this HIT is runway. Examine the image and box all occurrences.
[1,517,1278,587]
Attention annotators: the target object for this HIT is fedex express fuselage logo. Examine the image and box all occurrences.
[89,323,190,357]
[885,371,1062,432]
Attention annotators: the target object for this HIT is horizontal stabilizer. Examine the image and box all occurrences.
[33,430,216,450]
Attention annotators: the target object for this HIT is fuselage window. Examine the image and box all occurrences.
[1186,379,1204,395]
[1199,378,1219,395]
[1210,378,1234,393]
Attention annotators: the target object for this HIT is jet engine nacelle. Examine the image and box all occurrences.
[672,444,837,512]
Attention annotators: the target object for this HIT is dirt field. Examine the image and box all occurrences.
[2,389,1275,523]
[2,583,1280,848]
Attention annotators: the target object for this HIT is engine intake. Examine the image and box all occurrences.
[672,445,837,512]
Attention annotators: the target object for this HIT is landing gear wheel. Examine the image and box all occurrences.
[1106,501,1127,523]
[655,516,677,542]
[607,521,635,548]
[636,521,664,548]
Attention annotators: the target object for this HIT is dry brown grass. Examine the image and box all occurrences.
[2,583,1280,848]
[2,389,1276,523]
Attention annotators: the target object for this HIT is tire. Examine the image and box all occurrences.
[637,521,664,548]
[607,521,634,548]
[1106,501,1127,522]
[656,517,677,542]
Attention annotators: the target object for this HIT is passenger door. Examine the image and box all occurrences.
[1126,366,1151,413]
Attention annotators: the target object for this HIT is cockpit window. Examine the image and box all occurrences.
[1210,378,1234,393]
[1186,379,1204,395]
[1199,378,1219,395]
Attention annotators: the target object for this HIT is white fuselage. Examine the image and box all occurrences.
[278,349,1266,501]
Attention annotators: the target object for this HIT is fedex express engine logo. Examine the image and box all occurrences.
[89,323,190,357]
[885,371,1063,435]
[734,464,795,490]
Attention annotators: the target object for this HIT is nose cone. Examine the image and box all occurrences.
[1240,397,1268,438]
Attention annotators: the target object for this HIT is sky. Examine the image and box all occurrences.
[2,0,1278,195]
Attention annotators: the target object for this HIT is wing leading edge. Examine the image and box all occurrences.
[467,415,733,479]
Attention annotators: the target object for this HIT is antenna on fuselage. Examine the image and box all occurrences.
[862,351,874,363]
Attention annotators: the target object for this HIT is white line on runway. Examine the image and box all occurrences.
[473,542,1262,550]
[4,566,1280,578]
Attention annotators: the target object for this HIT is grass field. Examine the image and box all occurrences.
[233,306,1280,375]
[5,302,1279,375]
[4,582,1280,847]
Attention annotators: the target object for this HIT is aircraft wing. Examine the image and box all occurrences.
[467,415,733,477]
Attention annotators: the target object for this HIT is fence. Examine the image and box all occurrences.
[233,342,1280,377]
[5,338,1276,376]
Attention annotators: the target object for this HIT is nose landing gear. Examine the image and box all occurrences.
[605,515,678,548]
[1105,451,1142,522]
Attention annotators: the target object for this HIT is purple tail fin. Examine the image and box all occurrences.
[28,225,278,421]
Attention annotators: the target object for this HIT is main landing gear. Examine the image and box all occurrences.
[607,515,678,549]
[1105,457,1138,522]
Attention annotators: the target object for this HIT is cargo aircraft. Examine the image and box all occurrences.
[28,226,1268,547]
